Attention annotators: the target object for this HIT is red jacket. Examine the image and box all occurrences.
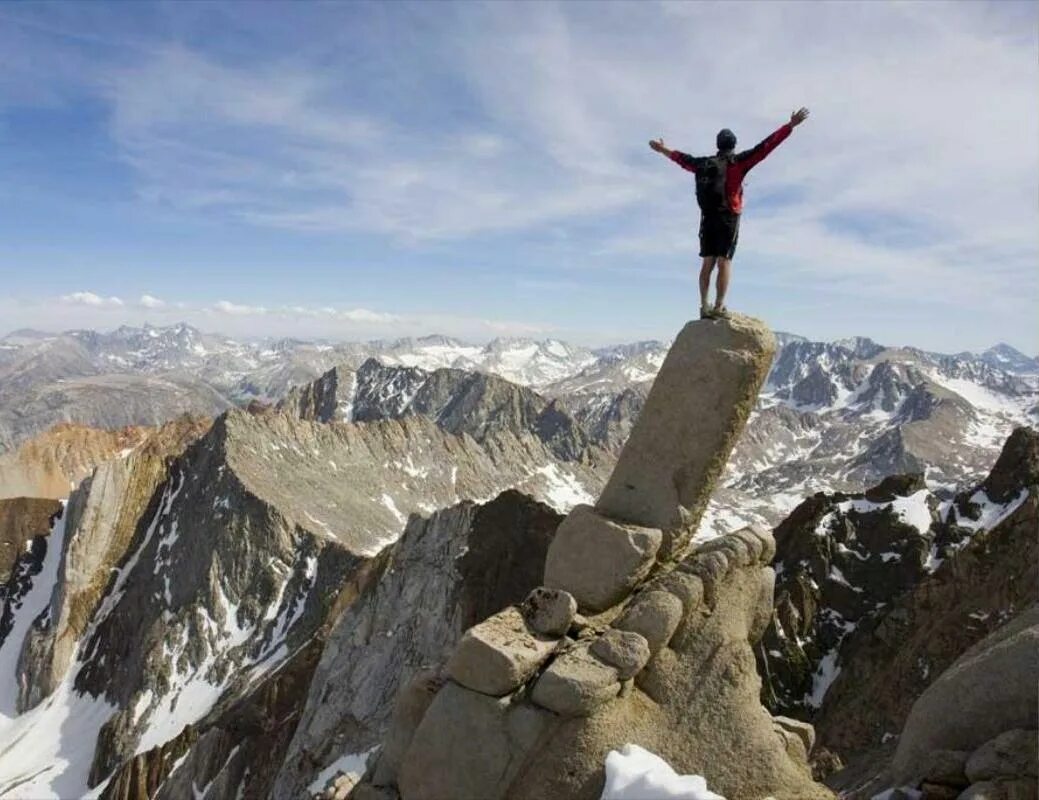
[668,122,792,215]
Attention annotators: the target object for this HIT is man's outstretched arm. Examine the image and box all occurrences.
[649,137,700,173]
[736,107,810,171]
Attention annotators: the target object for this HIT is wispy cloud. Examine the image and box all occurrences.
[60,291,124,307]
[0,2,1035,351]
[212,299,268,316]
[84,3,1035,271]
[138,293,165,308]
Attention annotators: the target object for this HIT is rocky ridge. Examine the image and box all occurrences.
[0,318,1035,798]
[0,417,210,501]
[279,358,598,465]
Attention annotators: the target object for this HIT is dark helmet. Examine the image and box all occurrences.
[716,128,737,152]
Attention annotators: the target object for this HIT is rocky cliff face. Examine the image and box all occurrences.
[14,417,212,710]
[0,423,154,500]
[0,497,62,653]
[274,490,563,799]
[350,315,834,800]
[758,427,1038,777]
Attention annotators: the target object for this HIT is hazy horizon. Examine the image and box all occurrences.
[3,317,1034,359]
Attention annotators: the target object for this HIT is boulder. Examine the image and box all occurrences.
[370,670,444,788]
[520,587,577,637]
[923,750,971,787]
[595,315,775,555]
[589,629,651,680]
[749,566,777,643]
[890,605,1039,784]
[965,729,1038,782]
[773,715,816,755]
[681,550,730,607]
[514,548,834,800]
[613,590,684,655]
[446,607,558,696]
[732,525,767,563]
[544,505,661,613]
[397,681,551,800]
[774,724,810,765]
[650,570,704,614]
[746,523,777,563]
[531,641,621,716]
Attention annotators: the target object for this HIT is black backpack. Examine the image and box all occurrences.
[694,154,733,214]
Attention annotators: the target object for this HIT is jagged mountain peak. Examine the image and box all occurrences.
[979,342,1039,374]
[280,357,601,467]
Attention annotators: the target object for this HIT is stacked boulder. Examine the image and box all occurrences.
[350,316,834,800]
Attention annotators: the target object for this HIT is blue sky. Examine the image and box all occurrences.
[1,1,1036,352]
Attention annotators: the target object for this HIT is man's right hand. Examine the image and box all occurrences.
[649,138,668,155]
[790,107,810,127]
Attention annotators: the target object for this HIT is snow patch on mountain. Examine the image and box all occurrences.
[535,463,595,512]
[0,509,117,799]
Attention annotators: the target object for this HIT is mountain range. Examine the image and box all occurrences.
[3,324,1034,533]
[0,317,1034,798]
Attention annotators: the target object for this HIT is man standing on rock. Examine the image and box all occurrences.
[650,108,809,320]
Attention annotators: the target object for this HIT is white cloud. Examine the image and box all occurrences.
[138,293,165,308]
[335,308,398,323]
[60,291,124,307]
[212,300,267,316]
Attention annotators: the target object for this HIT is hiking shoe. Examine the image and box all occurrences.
[712,305,731,320]
[699,304,713,320]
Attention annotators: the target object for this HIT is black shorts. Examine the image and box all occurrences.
[699,212,740,258]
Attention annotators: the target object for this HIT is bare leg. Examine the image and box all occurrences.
[698,257,717,308]
[715,257,732,308]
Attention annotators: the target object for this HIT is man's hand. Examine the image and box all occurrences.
[649,137,670,156]
[790,107,810,127]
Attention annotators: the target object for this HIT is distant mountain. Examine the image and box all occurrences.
[1,324,1036,530]
[978,342,1039,375]
[280,359,602,465]
[0,334,231,454]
